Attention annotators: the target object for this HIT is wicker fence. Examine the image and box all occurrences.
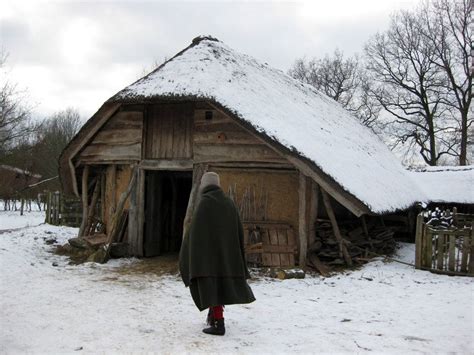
[415,211,473,276]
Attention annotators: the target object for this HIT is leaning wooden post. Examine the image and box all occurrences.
[415,213,424,269]
[183,163,208,238]
[321,189,352,266]
[78,165,89,237]
[298,172,309,267]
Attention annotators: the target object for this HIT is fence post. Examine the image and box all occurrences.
[46,191,52,224]
[415,213,423,269]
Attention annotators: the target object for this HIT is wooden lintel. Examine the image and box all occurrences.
[139,159,193,171]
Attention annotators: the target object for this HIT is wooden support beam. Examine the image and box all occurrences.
[321,189,352,266]
[298,172,308,267]
[139,159,193,171]
[183,163,208,238]
[78,165,89,237]
[136,168,146,257]
[309,181,319,247]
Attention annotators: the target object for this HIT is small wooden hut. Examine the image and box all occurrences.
[59,36,419,267]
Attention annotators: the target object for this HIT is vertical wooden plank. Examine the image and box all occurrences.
[136,167,146,257]
[262,229,272,266]
[46,191,51,224]
[127,168,138,255]
[415,213,423,269]
[278,229,290,266]
[448,234,455,271]
[185,104,194,158]
[100,172,106,223]
[424,227,432,269]
[287,228,296,266]
[298,172,308,267]
[436,233,444,271]
[468,233,474,275]
[269,228,279,245]
[460,233,470,272]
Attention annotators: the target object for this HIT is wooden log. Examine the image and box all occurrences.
[276,268,305,280]
[415,213,423,269]
[308,254,331,277]
[78,166,89,236]
[321,189,352,266]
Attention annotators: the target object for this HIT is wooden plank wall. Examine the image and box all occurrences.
[79,111,143,162]
[193,104,287,164]
[145,103,193,159]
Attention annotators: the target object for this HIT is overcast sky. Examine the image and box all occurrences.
[1,0,420,119]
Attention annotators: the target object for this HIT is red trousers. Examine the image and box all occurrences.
[210,305,224,319]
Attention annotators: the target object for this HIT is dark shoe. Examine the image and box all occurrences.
[206,308,215,326]
[202,319,225,336]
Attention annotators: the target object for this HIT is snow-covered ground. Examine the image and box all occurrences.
[0,214,472,354]
[0,210,44,230]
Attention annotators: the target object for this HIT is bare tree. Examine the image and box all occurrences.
[32,108,82,180]
[421,0,473,165]
[365,8,456,166]
[0,49,32,152]
[289,50,380,127]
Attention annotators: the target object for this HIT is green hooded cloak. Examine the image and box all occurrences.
[179,184,256,311]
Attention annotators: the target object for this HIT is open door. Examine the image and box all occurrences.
[143,170,192,257]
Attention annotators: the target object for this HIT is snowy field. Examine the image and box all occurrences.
[0,210,44,230]
[0,213,473,354]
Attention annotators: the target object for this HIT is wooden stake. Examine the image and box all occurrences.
[321,189,352,266]
[415,213,423,269]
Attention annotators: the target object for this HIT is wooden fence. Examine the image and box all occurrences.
[415,212,473,276]
[45,191,82,227]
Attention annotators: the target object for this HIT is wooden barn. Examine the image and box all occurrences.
[59,36,420,268]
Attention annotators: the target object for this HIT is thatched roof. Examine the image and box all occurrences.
[107,36,420,214]
[409,166,474,204]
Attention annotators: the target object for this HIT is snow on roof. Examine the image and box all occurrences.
[409,166,474,204]
[112,36,421,214]
[0,164,41,179]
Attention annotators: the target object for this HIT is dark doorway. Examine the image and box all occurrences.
[143,170,192,257]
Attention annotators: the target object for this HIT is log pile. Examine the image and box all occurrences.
[308,219,396,267]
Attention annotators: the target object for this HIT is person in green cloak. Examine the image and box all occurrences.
[179,172,256,336]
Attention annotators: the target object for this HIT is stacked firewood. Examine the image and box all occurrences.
[308,220,396,266]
